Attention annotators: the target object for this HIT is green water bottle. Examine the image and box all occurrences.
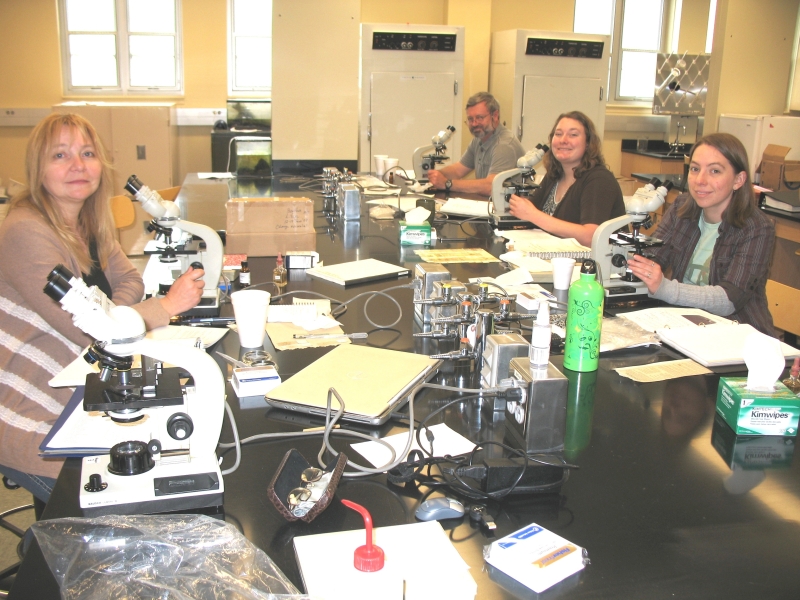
[563,259,604,372]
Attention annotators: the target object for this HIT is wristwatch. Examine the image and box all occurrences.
[444,179,452,191]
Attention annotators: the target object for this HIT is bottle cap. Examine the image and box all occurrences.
[791,357,800,378]
[276,252,283,266]
[241,260,248,268]
[341,499,384,572]
[536,300,550,325]
[580,258,597,275]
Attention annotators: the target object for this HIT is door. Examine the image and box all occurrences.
[519,75,604,151]
[370,71,456,176]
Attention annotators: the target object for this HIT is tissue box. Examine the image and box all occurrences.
[483,523,586,593]
[231,366,281,398]
[399,222,431,245]
[715,377,800,436]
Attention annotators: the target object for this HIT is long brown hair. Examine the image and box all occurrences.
[543,111,607,179]
[10,113,116,272]
[678,132,755,228]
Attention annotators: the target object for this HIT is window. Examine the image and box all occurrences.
[575,0,666,103]
[58,0,182,95]
[228,0,272,95]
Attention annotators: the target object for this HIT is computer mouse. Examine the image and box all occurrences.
[415,497,465,521]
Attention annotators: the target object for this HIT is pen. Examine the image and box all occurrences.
[215,351,249,368]
[171,316,235,325]
[292,332,368,340]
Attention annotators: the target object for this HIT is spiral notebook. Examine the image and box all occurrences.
[500,230,591,259]
[515,237,591,259]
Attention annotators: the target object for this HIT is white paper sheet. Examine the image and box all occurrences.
[350,423,476,468]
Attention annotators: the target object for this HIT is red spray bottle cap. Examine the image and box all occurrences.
[341,499,385,572]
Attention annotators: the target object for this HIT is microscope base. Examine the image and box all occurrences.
[79,454,224,516]
[491,214,535,230]
[181,290,221,318]
[604,281,650,299]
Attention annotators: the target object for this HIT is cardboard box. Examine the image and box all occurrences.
[226,231,316,257]
[226,197,314,234]
[715,377,800,436]
[759,145,800,191]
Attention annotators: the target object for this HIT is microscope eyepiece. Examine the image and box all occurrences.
[43,264,75,301]
[124,174,144,196]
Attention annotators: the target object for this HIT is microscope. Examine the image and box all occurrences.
[590,178,671,298]
[412,125,456,182]
[490,144,549,229]
[125,175,224,317]
[44,265,226,515]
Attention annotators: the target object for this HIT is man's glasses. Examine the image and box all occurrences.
[287,467,332,517]
[466,114,491,125]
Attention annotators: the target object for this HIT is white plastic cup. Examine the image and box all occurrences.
[383,157,399,175]
[551,257,577,291]
[374,154,388,177]
[231,289,270,348]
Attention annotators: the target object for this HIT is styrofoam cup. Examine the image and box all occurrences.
[374,154,388,177]
[551,257,577,291]
[383,157,399,175]
[231,289,270,348]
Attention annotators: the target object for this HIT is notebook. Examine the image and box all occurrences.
[500,229,591,259]
[763,190,800,213]
[656,323,800,367]
[306,258,410,286]
[265,345,440,425]
[439,197,493,218]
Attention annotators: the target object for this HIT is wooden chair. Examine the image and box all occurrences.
[110,195,136,229]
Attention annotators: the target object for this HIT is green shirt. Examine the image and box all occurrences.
[682,215,721,285]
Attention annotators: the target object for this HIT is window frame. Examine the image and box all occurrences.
[58,0,184,96]
[576,0,672,107]
[227,0,273,97]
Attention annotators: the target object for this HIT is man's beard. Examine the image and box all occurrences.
[470,122,495,139]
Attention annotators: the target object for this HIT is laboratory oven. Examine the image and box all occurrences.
[489,30,610,151]
[359,23,464,176]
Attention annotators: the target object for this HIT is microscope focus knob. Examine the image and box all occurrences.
[190,261,204,270]
[167,412,194,440]
[108,441,155,476]
[84,473,107,493]
[611,254,628,268]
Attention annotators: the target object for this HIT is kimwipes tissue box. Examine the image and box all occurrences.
[760,145,800,192]
[715,377,800,436]
[226,197,316,256]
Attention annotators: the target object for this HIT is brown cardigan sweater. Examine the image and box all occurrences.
[0,206,169,478]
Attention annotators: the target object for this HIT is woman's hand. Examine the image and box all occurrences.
[508,194,540,223]
[628,254,663,294]
[160,266,205,317]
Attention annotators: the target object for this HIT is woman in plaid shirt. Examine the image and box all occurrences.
[628,133,775,336]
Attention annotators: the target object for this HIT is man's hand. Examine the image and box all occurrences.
[426,169,449,190]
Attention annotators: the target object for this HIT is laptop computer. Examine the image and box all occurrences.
[265,345,441,425]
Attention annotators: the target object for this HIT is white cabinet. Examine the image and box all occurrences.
[490,30,610,150]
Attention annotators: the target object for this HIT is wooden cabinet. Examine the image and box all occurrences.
[53,103,178,255]
[620,152,684,178]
